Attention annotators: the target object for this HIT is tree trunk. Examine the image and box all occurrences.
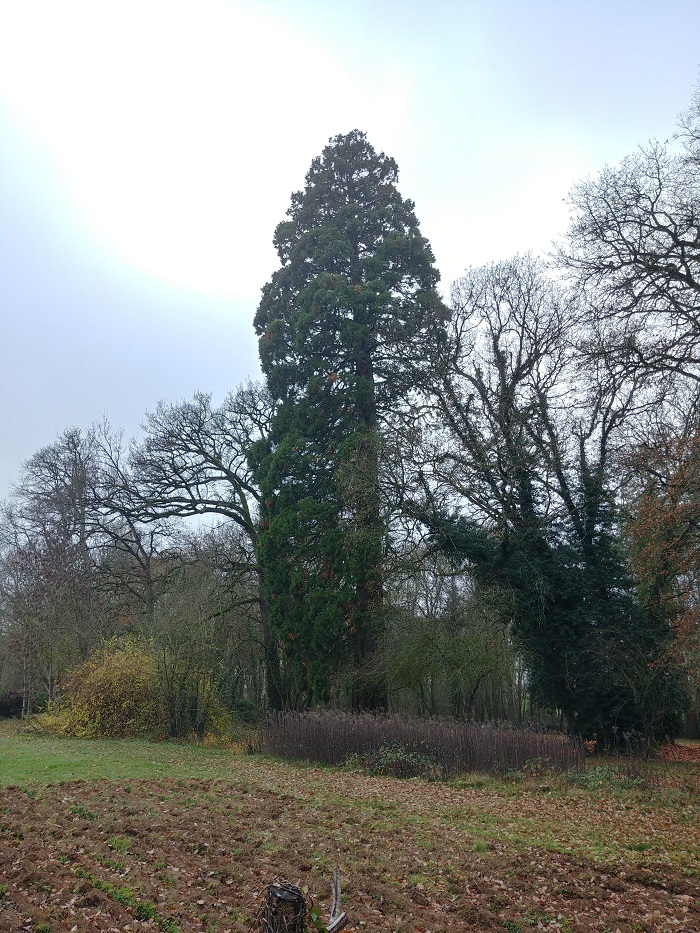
[261,883,306,933]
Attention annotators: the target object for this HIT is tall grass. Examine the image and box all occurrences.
[256,711,583,778]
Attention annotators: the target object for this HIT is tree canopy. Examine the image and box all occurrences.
[252,130,447,707]
[4,89,700,740]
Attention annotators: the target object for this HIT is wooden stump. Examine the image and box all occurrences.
[261,882,306,933]
[259,868,348,933]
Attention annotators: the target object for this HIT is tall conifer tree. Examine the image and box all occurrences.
[252,130,446,707]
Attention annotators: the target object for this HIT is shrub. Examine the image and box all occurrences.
[43,637,235,743]
[230,700,266,725]
[46,637,162,738]
[158,653,232,742]
[196,693,234,746]
[0,689,22,718]
[362,744,443,780]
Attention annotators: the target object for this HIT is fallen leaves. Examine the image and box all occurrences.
[0,758,698,931]
[662,742,700,763]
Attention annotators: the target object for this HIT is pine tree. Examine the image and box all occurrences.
[252,130,446,707]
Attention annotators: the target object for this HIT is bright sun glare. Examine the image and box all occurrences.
[0,0,413,300]
[0,0,634,307]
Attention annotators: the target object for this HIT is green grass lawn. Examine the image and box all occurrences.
[0,719,238,785]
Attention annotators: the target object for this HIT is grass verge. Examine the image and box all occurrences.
[0,718,238,785]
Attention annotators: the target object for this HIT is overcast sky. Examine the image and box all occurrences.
[1,0,699,501]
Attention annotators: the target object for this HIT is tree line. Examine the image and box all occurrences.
[2,85,699,742]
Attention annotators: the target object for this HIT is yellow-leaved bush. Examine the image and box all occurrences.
[45,637,161,738]
[42,637,236,744]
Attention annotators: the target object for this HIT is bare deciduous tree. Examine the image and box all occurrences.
[559,88,700,384]
[414,256,684,739]
[129,381,285,708]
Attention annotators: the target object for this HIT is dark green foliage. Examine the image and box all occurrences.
[254,130,445,405]
[0,689,22,718]
[425,507,686,743]
[253,130,447,707]
[421,256,686,744]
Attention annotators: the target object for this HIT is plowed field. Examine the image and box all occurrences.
[1,754,698,932]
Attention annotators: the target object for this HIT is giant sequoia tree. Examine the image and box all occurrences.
[252,130,446,707]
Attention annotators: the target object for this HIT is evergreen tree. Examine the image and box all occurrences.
[423,506,685,742]
[252,130,447,707]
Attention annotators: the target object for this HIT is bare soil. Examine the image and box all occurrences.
[0,759,698,932]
